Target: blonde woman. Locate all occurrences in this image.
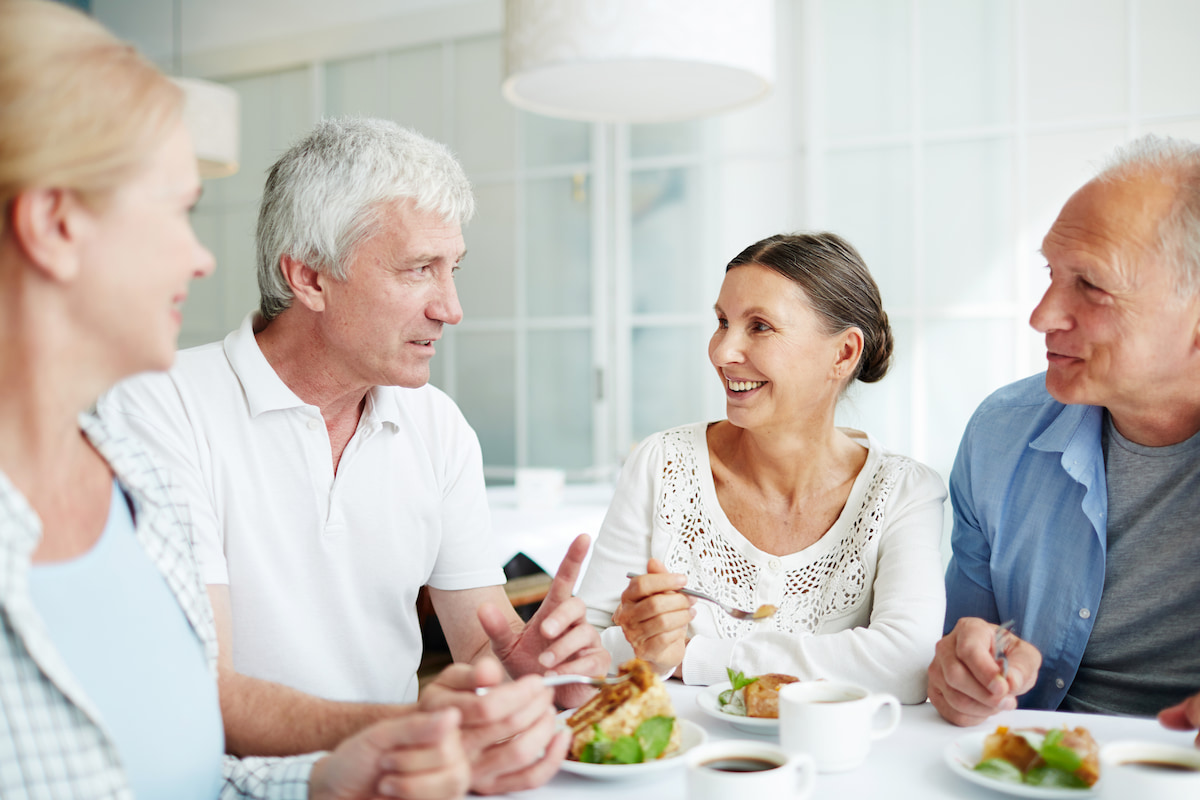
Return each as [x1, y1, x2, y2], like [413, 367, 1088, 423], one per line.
[0, 1, 479, 796]
[578, 233, 947, 703]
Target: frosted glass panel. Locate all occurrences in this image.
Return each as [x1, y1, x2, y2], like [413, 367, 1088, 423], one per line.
[388, 45, 444, 140]
[180, 210, 225, 349]
[454, 36, 515, 173]
[455, 331, 516, 467]
[919, 0, 1011, 131]
[630, 121, 705, 159]
[525, 177, 591, 317]
[218, 205, 259, 325]
[836, 317, 914, 457]
[223, 70, 313, 207]
[825, 147, 914, 309]
[715, 158, 794, 270]
[1025, 0, 1126, 123]
[1139, 0, 1200, 117]
[325, 55, 382, 117]
[523, 114, 590, 167]
[631, 167, 707, 314]
[923, 139, 1013, 307]
[924, 318, 1015, 476]
[527, 330, 593, 468]
[631, 325, 716, 441]
[824, 0, 910, 140]
[461, 181, 515, 319]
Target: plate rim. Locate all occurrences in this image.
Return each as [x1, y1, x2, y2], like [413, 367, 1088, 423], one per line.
[695, 681, 779, 732]
[943, 729, 1098, 798]
[559, 718, 707, 779]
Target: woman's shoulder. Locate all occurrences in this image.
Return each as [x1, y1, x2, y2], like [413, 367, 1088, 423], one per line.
[841, 428, 946, 496]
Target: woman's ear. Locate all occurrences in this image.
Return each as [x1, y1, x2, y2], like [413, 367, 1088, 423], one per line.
[832, 327, 865, 381]
[9, 188, 89, 282]
[279, 254, 326, 312]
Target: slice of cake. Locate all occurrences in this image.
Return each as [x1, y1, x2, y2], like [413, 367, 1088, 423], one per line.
[744, 673, 800, 718]
[565, 658, 680, 762]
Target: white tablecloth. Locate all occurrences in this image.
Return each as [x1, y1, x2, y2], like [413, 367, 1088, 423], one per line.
[501, 682, 1196, 799]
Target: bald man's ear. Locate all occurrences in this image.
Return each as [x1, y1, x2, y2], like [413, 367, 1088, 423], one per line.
[279, 254, 326, 312]
[9, 188, 90, 282]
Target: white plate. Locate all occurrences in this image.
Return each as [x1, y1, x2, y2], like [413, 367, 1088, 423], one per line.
[943, 731, 1098, 798]
[559, 718, 707, 780]
[695, 682, 779, 735]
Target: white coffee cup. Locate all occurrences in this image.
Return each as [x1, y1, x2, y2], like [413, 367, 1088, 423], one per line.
[685, 740, 816, 800]
[1099, 740, 1200, 799]
[778, 680, 901, 772]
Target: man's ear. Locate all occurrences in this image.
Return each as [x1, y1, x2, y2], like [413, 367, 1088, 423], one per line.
[279, 254, 326, 312]
[8, 188, 89, 282]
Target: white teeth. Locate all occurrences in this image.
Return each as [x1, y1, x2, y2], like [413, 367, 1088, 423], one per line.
[727, 380, 765, 392]
[415, 340, 431, 345]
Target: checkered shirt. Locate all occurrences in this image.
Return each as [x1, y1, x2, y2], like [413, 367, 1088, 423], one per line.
[0, 413, 321, 799]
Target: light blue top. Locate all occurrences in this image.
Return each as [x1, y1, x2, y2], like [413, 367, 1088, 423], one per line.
[29, 480, 224, 799]
[944, 372, 1106, 710]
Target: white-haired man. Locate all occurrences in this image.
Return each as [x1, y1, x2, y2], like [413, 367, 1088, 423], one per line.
[100, 117, 609, 792]
[929, 134, 1200, 746]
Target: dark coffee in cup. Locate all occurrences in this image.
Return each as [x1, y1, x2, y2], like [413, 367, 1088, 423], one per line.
[1124, 760, 1200, 773]
[701, 757, 781, 773]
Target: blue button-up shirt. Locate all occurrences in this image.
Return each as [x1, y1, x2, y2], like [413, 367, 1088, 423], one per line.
[944, 373, 1106, 709]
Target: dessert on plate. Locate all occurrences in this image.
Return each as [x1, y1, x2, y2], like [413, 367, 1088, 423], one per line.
[975, 725, 1100, 789]
[565, 658, 680, 764]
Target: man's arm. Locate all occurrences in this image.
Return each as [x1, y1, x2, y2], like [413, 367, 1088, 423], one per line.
[208, 585, 413, 757]
[431, 534, 611, 709]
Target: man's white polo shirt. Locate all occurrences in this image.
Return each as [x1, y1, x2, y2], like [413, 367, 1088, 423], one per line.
[100, 314, 504, 704]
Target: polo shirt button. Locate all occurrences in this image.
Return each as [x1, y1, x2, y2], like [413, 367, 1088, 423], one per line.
[1055, 678, 1065, 689]
[307, 419, 322, 431]
[768, 557, 781, 570]
[1079, 608, 1090, 619]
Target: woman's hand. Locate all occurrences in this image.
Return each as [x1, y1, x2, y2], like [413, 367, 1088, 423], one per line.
[611, 558, 695, 674]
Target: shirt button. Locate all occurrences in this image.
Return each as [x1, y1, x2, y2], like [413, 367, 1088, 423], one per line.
[767, 557, 781, 570]
[1055, 678, 1065, 689]
[1079, 608, 1090, 619]
[307, 419, 322, 431]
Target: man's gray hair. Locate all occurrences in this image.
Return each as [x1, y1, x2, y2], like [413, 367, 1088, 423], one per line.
[256, 117, 475, 321]
[1095, 134, 1200, 297]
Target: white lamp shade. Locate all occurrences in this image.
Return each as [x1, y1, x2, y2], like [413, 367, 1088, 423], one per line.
[172, 77, 240, 179]
[503, 0, 775, 123]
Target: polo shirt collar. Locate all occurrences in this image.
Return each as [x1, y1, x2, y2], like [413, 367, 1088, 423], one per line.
[224, 312, 409, 430]
[223, 313, 307, 417]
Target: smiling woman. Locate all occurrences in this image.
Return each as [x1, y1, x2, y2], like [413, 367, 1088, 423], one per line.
[577, 232, 948, 704]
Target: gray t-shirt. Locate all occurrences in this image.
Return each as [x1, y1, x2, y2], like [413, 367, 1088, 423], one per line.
[1063, 413, 1200, 716]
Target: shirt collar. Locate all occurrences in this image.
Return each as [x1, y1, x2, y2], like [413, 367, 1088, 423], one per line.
[224, 311, 409, 430]
[224, 312, 308, 417]
[1029, 400, 1102, 456]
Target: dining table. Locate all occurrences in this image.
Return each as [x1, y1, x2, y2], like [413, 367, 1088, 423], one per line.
[501, 681, 1197, 799]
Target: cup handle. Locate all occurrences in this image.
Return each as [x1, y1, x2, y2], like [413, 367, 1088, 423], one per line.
[869, 693, 902, 741]
[792, 752, 817, 798]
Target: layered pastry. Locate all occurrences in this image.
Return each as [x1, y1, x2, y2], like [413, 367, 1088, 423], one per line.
[743, 673, 800, 718]
[566, 658, 680, 762]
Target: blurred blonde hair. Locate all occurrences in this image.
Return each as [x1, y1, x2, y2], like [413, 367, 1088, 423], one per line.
[0, 0, 183, 224]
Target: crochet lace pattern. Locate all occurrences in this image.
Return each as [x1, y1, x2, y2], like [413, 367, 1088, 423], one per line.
[657, 427, 911, 641]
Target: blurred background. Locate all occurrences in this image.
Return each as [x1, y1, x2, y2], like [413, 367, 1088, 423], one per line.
[84, 0, 1200, 501]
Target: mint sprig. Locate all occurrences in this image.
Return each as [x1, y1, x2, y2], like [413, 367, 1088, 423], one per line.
[717, 668, 759, 707]
[577, 717, 675, 765]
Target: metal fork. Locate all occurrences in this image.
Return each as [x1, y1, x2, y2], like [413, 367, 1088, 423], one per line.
[474, 673, 630, 696]
[993, 619, 1015, 678]
[624, 572, 776, 620]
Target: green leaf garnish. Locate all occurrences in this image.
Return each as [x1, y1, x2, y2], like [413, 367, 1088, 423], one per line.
[607, 736, 643, 764]
[718, 668, 759, 707]
[635, 716, 674, 760]
[973, 758, 1024, 784]
[1040, 743, 1083, 774]
[1024, 766, 1088, 788]
[578, 717, 676, 764]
